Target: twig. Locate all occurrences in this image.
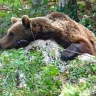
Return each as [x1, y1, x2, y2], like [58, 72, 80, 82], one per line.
[0, 8, 10, 11]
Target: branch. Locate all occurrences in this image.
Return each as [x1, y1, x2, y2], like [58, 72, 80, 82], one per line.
[0, 8, 10, 11]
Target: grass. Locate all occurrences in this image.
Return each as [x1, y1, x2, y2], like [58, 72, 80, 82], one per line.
[0, 0, 96, 95]
[59, 59, 96, 96]
[0, 48, 61, 96]
[0, 48, 96, 96]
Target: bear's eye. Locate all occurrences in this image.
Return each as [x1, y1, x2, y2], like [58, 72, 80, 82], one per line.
[8, 32, 14, 38]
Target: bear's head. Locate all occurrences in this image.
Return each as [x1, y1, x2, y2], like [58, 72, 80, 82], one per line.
[0, 15, 34, 49]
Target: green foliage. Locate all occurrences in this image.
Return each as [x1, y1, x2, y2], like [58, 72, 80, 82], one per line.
[79, 3, 86, 10]
[0, 48, 61, 96]
[67, 60, 96, 82]
[0, 0, 96, 95]
[79, 17, 91, 28]
[60, 81, 96, 96]
[57, 0, 78, 21]
[60, 59, 96, 96]
[0, 0, 56, 36]
[0, 48, 96, 96]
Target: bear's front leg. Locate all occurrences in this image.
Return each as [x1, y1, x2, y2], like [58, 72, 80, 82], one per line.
[60, 43, 80, 61]
[15, 40, 29, 49]
[60, 42, 94, 61]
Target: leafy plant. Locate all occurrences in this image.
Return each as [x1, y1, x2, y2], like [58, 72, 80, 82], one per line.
[67, 60, 96, 82]
[59, 59, 96, 96]
[0, 48, 61, 96]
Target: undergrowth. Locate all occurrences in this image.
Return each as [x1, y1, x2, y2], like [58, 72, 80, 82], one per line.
[0, 48, 61, 96]
[0, 0, 96, 96]
[0, 48, 96, 96]
[60, 59, 96, 96]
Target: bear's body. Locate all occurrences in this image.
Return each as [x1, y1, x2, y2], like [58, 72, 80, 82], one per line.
[0, 12, 96, 60]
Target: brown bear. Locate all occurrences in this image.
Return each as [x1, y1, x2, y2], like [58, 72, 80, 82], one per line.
[0, 12, 96, 61]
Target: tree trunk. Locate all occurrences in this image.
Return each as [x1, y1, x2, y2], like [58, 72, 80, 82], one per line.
[58, 0, 78, 21]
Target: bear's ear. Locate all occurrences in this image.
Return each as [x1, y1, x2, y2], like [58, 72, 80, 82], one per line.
[22, 15, 30, 28]
[11, 17, 20, 24]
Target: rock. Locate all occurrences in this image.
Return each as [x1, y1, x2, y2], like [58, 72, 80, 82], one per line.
[0, 62, 3, 68]
[16, 69, 27, 88]
[25, 39, 68, 73]
[77, 53, 96, 61]
[91, 90, 96, 96]
[25, 39, 63, 64]
[79, 78, 88, 83]
[14, 39, 66, 88]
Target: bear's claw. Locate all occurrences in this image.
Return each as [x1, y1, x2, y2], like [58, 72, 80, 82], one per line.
[15, 39, 29, 49]
[60, 50, 79, 61]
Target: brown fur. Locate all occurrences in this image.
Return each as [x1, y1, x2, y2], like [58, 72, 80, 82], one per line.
[0, 12, 96, 60]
